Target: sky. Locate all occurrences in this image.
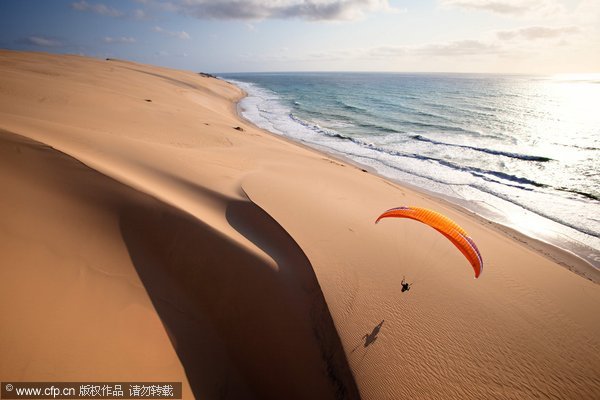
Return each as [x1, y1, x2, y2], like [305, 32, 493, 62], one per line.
[0, 0, 599, 74]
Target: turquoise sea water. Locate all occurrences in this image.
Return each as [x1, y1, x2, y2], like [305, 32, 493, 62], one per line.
[220, 72, 600, 270]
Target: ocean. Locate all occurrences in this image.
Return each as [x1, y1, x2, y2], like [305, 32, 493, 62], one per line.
[219, 72, 600, 270]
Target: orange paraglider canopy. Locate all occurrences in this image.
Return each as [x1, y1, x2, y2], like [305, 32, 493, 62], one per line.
[376, 206, 483, 278]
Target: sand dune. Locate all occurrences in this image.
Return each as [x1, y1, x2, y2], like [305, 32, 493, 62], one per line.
[0, 130, 358, 399]
[1, 50, 599, 399]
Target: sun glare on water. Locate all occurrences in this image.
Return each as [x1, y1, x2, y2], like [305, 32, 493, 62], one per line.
[552, 73, 600, 83]
[528, 73, 600, 162]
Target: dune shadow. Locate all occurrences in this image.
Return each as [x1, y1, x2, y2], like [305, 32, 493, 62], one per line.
[119, 197, 360, 399]
[225, 199, 360, 400]
[120, 204, 257, 399]
[117, 64, 199, 90]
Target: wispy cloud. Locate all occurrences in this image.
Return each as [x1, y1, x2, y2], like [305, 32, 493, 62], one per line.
[153, 26, 191, 39]
[413, 39, 501, 56]
[367, 39, 501, 58]
[168, 0, 399, 21]
[71, 1, 124, 17]
[153, 49, 190, 58]
[71, 1, 150, 19]
[439, 0, 565, 16]
[496, 25, 580, 41]
[18, 36, 64, 47]
[292, 39, 503, 63]
[103, 36, 137, 44]
[132, 8, 149, 20]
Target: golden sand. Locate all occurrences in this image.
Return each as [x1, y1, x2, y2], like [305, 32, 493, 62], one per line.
[1, 50, 599, 399]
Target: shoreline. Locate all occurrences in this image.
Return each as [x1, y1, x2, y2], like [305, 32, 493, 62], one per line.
[227, 79, 600, 284]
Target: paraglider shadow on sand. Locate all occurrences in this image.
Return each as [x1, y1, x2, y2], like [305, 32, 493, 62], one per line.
[351, 320, 385, 354]
[349, 320, 385, 372]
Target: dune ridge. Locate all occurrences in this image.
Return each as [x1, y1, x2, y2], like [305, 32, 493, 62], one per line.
[1, 50, 599, 399]
[0, 130, 359, 399]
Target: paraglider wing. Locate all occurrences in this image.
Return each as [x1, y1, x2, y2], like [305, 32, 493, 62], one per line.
[375, 206, 483, 278]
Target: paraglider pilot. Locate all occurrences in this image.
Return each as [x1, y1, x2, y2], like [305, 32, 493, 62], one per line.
[401, 276, 411, 292]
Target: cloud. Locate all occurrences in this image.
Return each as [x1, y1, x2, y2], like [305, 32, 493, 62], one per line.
[153, 26, 191, 39]
[309, 39, 502, 61]
[132, 8, 149, 20]
[367, 45, 407, 58]
[103, 36, 137, 44]
[497, 25, 580, 40]
[440, 0, 529, 14]
[71, 1, 124, 17]
[411, 40, 501, 56]
[386, 39, 502, 57]
[439, 0, 565, 16]
[169, 0, 398, 21]
[18, 36, 64, 47]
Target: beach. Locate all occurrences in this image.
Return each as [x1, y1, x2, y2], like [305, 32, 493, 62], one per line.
[1, 50, 599, 399]
[223, 72, 600, 273]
